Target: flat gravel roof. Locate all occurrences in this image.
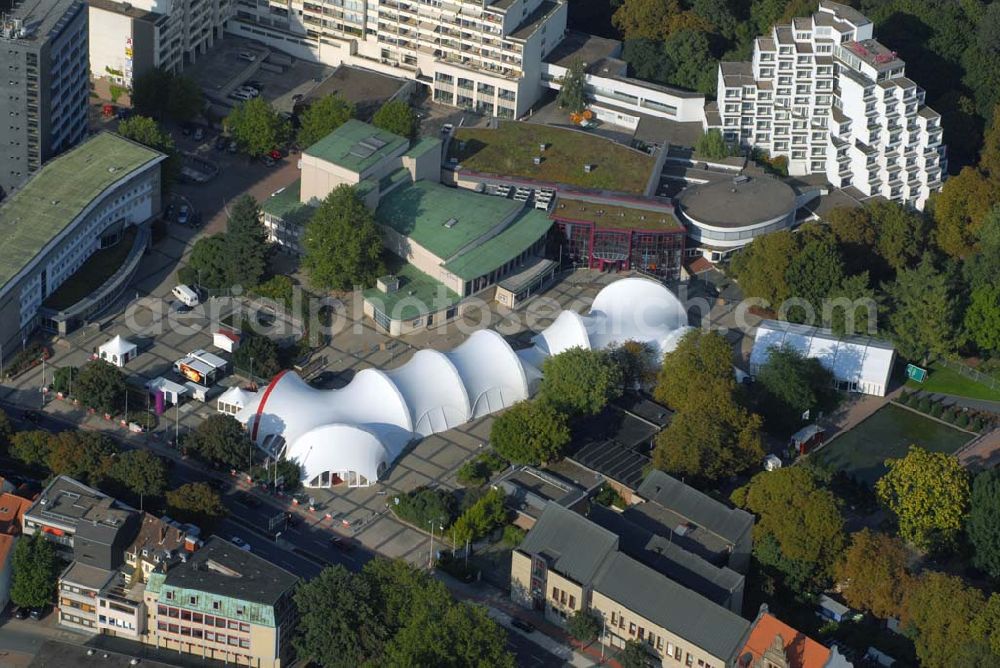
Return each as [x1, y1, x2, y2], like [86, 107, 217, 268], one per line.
[0, 132, 162, 289]
[675, 176, 796, 228]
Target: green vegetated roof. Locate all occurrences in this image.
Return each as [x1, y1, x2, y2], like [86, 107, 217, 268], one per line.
[448, 121, 655, 194]
[375, 180, 522, 260]
[363, 261, 460, 321]
[304, 119, 408, 174]
[261, 179, 315, 228]
[443, 208, 552, 280]
[0, 132, 163, 289]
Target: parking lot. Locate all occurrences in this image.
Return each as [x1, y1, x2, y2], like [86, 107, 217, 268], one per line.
[183, 36, 331, 115]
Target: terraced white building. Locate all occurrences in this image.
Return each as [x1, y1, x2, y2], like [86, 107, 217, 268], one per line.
[707, 0, 946, 209]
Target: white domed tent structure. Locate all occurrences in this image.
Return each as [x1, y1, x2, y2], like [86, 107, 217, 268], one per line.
[236, 277, 690, 488]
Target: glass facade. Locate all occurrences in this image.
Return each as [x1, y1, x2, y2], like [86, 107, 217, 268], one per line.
[554, 222, 684, 280]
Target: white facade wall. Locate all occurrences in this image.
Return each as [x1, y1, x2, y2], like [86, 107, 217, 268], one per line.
[228, 0, 566, 117]
[88, 8, 136, 82]
[542, 62, 707, 125]
[711, 1, 945, 210]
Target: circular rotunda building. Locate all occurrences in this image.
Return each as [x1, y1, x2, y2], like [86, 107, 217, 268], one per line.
[675, 175, 797, 262]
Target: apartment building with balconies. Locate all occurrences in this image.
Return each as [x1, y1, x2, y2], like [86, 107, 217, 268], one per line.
[0, 0, 89, 197]
[228, 0, 567, 118]
[708, 0, 945, 210]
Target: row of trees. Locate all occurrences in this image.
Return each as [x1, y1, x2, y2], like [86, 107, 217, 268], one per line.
[294, 558, 514, 667]
[225, 93, 419, 160]
[730, 196, 1000, 363]
[393, 485, 508, 546]
[131, 68, 204, 124]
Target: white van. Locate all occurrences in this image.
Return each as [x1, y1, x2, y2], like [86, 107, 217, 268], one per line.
[172, 284, 200, 307]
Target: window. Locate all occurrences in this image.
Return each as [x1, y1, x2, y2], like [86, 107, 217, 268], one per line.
[568, 595, 575, 609]
[675, 646, 683, 661]
[629, 622, 636, 636]
[229, 636, 239, 646]
[189, 596, 198, 605]
[552, 586, 559, 600]
[638, 627, 645, 640]
[165, 591, 174, 601]
[213, 601, 221, 610]
[193, 613, 203, 623]
[240, 623, 250, 632]
[657, 637, 663, 651]
[611, 612, 618, 625]
[686, 653, 694, 666]
[236, 606, 245, 616]
[560, 590, 567, 605]
[205, 632, 215, 642]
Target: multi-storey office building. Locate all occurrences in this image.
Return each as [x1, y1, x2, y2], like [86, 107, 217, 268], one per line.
[708, 0, 945, 209]
[144, 537, 299, 668]
[0, 132, 163, 353]
[87, 0, 233, 87]
[0, 0, 89, 196]
[229, 0, 568, 118]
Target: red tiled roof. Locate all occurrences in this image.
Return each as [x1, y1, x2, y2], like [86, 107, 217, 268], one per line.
[685, 256, 714, 275]
[0, 493, 31, 536]
[741, 613, 831, 668]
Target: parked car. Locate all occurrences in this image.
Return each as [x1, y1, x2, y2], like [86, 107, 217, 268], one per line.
[441, 123, 454, 135]
[236, 85, 260, 97]
[12, 606, 28, 620]
[193, 127, 205, 141]
[291, 93, 303, 102]
[176, 205, 190, 225]
[237, 51, 256, 62]
[330, 536, 354, 552]
[230, 536, 251, 551]
[214, 136, 228, 151]
[510, 617, 534, 633]
[29, 607, 47, 621]
[261, 155, 275, 167]
[228, 140, 238, 153]
[269, 148, 282, 160]
[245, 80, 263, 90]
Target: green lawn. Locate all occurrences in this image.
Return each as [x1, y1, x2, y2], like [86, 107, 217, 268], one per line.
[904, 361, 1000, 402]
[811, 404, 973, 486]
[43, 227, 138, 311]
[449, 122, 655, 194]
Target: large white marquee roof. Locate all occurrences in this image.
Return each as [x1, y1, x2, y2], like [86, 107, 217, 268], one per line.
[237, 277, 691, 487]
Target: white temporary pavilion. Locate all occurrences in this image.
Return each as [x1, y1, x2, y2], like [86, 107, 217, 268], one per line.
[237, 277, 691, 488]
[98, 335, 138, 367]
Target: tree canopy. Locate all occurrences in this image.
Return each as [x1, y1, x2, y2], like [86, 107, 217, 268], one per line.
[371, 100, 419, 140]
[556, 59, 588, 114]
[538, 347, 622, 416]
[450, 487, 507, 545]
[754, 344, 836, 434]
[652, 330, 763, 482]
[185, 414, 254, 469]
[165, 482, 228, 527]
[293, 558, 514, 667]
[967, 469, 1000, 580]
[885, 255, 962, 362]
[225, 195, 269, 288]
[302, 185, 385, 291]
[297, 94, 355, 148]
[732, 467, 845, 591]
[490, 400, 571, 465]
[76, 359, 127, 414]
[233, 331, 282, 381]
[835, 529, 912, 619]
[110, 449, 168, 500]
[10, 534, 60, 608]
[226, 98, 290, 158]
[116, 115, 180, 193]
[876, 446, 970, 551]
[131, 69, 203, 123]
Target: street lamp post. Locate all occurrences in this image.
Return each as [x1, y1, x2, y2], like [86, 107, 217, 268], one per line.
[428, 519, 435, 568]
